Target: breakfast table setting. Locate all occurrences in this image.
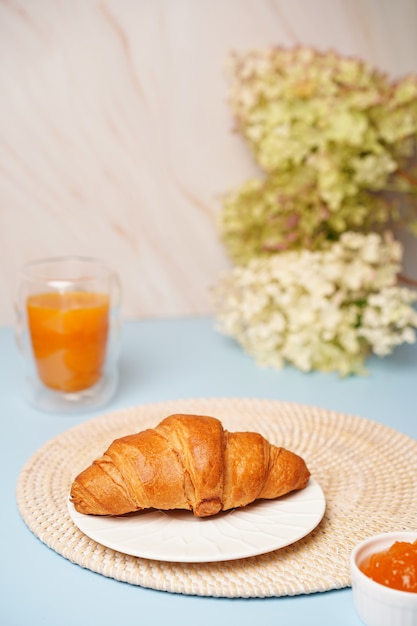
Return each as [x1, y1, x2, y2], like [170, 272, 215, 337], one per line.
[2, 310, 416, 626]
[2, 2, 417, 624]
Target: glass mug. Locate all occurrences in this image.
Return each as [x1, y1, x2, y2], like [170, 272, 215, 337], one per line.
[15, 256, 121, 412]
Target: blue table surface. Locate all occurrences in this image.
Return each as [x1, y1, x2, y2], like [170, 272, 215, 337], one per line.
[1, 316, 416, 626]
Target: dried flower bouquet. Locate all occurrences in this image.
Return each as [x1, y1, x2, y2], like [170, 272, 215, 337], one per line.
[214, 47, 417, 375]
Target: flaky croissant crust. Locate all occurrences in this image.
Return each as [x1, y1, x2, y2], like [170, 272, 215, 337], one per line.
[70, 413, 310, 517]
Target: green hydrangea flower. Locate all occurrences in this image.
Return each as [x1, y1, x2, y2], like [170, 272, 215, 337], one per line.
[221, 46, 417, 262]
[220, 170, 397, 265]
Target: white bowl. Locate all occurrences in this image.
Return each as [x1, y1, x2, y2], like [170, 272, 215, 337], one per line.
[350, 531, 417, 626]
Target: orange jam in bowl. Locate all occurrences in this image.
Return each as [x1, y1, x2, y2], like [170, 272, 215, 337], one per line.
[360, 539, 417, 593]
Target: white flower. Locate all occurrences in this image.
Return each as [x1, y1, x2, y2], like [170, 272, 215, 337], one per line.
[213, 232, 417, 376]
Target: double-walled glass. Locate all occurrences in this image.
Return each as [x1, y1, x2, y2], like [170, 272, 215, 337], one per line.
[15, 256, 121, 412]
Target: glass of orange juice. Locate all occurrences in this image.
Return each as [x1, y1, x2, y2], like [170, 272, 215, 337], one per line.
[15, 256, 121, 412]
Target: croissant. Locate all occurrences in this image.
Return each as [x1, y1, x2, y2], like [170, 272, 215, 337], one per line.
[70, 413, 310, 517]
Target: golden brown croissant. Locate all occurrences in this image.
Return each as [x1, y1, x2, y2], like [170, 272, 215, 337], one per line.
[70, 413, 310, 517]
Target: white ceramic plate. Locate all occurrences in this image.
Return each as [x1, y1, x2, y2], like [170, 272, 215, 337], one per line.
[68, 477, 325, 563]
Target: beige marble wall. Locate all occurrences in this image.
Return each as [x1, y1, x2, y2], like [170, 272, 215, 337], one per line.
[1, 0, 416, 326]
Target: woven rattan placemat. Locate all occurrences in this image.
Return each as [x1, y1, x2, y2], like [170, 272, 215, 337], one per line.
[16, 398, 417, 598]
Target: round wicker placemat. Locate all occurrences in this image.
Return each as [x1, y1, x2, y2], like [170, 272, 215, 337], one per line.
[16, 398, 417, 598]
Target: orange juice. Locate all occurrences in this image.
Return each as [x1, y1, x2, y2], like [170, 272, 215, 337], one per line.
[27, 291, 110, 393]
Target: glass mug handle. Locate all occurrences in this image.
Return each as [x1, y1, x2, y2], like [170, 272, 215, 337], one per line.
[108, 271, 122, 358]
[14, 284, 28, 356]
